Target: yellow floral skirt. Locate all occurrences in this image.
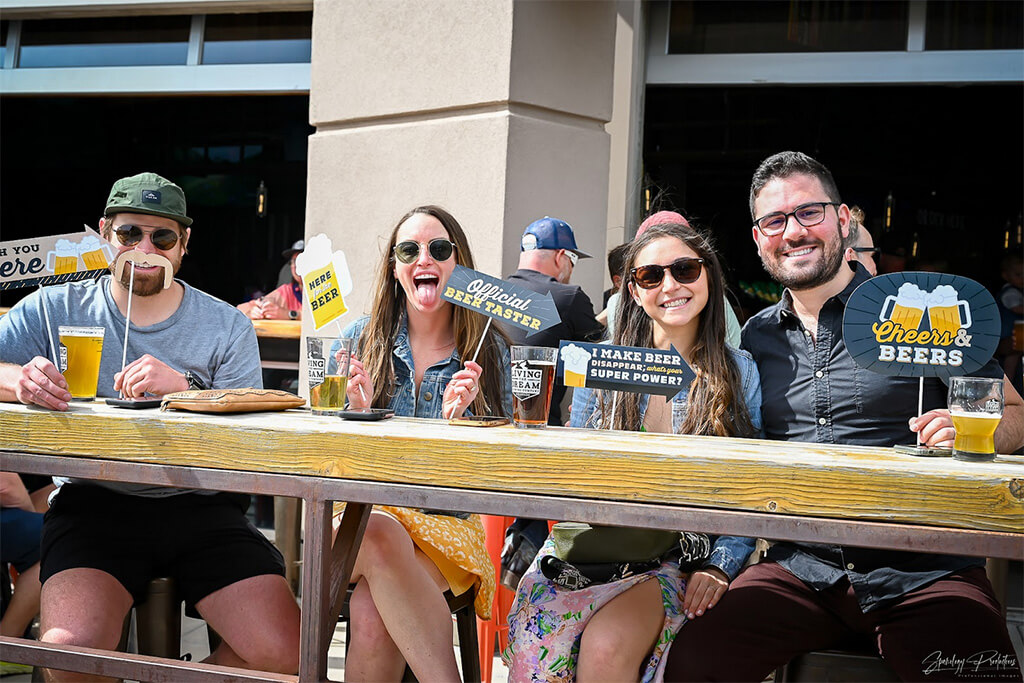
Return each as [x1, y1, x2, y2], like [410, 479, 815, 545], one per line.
[334, 503, 495, 619]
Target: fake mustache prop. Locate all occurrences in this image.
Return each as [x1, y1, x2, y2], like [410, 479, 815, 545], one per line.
[114, 250, 174, 291]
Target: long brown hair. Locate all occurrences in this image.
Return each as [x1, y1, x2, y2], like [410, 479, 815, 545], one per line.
[358, 205, 509, 416]
[601, 222, 754, 437]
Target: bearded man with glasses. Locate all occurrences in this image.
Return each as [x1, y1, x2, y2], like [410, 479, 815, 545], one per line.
[664, 151, 1023, 682]
[0, 172, 300, 679]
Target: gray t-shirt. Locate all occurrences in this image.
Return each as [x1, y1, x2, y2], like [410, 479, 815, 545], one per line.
[0, 275, 263, 496]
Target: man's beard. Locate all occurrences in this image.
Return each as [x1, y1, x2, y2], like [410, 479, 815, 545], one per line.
[761, 230, 845, 291]
[110, 256, 181, 296]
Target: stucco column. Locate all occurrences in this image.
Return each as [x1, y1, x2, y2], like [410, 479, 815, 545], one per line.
[305, 0, 616, 324]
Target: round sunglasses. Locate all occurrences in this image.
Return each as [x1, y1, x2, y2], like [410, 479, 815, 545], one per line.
[112, 224, 182, 251]
[393, 238, 457, 264]
[630, 257, 705, 289]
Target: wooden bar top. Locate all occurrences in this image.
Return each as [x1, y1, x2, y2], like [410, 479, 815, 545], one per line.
[252, 319, 302, 339]
[2, 402, 1022, 534]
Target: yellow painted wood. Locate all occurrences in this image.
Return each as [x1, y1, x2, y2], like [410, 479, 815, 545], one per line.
[2, 402, 1022, 533]
[252, 319, 302, 339]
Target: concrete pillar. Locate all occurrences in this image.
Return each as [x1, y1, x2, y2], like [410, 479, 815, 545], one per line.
[305, 0, 616, 324]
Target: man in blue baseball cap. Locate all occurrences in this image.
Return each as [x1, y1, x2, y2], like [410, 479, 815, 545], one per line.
[498, 216, 604, 588]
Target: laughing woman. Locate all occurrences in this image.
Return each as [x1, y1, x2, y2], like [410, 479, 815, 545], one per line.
[330, 205, 511, 681]
[503, 221, 762, 683]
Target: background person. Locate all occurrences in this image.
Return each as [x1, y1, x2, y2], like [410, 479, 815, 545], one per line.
[596, 242, 629, 328]
[328, 205, 511, 682]
[238, 239, 304, 320]
[665, 151, 1023, 682]
[0, 172, 300, 679]
[0, 473, 43, 641]
[843, 205, 878, 276]
[504, 222, 760, 683]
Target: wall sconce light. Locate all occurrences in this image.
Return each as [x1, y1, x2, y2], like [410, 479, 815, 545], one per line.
[257, 181, 268, 218]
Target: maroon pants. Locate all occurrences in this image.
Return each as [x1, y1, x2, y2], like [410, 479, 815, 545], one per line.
[664, 562, 1021, 682]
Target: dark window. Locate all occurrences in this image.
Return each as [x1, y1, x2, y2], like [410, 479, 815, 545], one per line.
[19, 16, 190, 68]
[203, 12, 311, 65]
[668, 1, 909, 54]
[925, 1, 1023, 50]
[1, 20, 8, 65]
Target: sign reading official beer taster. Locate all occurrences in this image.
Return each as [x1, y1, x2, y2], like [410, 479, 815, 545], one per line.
[295, 234, 353, 330]
[0, 227, 113, 291]
[441, 265, 560, 335]
[557, 341, 696, 398]
[843, 272, 1000, 380]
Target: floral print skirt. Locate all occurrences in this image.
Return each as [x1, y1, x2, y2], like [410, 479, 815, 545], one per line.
[501, 540, 687, 683]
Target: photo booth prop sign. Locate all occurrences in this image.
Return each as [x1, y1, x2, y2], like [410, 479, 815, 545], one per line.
[843, 272, 1000, 380]
[0, 227, 112, 290]
[441, 265, 560, 336]
[295, 234, 353, 331]
[557, 341, 695, 398]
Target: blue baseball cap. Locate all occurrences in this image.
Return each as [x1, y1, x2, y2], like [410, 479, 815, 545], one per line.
[520, 217, 592, 258]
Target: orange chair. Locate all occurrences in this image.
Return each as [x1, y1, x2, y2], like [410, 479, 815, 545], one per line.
[478, 515, 516, 683]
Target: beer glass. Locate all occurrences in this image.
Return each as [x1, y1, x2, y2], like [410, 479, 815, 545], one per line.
[58, 326, 105, 400]
[511, 345, 557, 428]
[948, 376, 1003, 462]
[879, 282, 927, 332]
[307, 336, 353, 416]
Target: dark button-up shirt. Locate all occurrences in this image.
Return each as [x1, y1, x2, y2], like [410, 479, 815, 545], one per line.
[741, 264, 1002, 612]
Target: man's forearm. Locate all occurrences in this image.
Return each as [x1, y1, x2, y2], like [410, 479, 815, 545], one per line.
[0, 362, 24, 403]
[995, 375, 1024, 454]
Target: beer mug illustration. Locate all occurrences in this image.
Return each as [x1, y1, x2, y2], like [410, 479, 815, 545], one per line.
[925, 285, 971, 337]
[78, 235, 113, 270]
[879, 283, 927, 332]
[560, 344, 592, 388]
[46, 239, 80, 275]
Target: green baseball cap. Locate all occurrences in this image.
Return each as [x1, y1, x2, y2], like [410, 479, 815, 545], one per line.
[104, 172, 193, 226]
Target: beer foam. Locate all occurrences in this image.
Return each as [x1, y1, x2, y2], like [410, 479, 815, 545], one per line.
[925, 284, 959, 309]
[77, 235, 104, 254]
[950, 410, 1001, 419]
[896, 282, 927, 306]
[560, 343, 592, 369]
[54, 238, 78, 256]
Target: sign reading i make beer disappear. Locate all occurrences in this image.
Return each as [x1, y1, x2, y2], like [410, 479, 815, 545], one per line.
[441, 265, 560, 336]
[843, 272, 1000, 380]
[0, 227, 113, 291]
[557, 341, 696, 398]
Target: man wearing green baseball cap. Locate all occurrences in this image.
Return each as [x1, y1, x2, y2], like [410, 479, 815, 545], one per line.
[0, 172, 300, 676]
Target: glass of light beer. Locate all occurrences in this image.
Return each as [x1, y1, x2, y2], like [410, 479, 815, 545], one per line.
[948, 376, 1003, 462]
[306, 336, 353, 416]
[57, 326, 105, 400]
[511, 345, 557, 428]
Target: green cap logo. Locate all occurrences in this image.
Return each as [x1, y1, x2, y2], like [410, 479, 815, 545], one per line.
[104, 172, 192, 226]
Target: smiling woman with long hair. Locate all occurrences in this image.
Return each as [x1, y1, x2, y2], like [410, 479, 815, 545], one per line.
[330, 205, 511, 682]
[503, 222, 761, 683]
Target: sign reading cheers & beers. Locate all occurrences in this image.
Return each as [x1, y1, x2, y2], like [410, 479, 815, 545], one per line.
[556, 341, 696, 398]
[0, 227, 113, 291]
[843, 272, 1000, 380]
[441, 265, 560, 335]
[295, 234, 353, 330]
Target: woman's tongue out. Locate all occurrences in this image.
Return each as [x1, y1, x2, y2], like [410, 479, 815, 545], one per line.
[413, 274, 441, 306]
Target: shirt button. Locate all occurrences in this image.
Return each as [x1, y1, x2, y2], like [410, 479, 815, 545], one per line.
[423, 392, 433, 401]
[846, 563, 855, 570]
[818, 417, 827, 425]
[815, 370, 824, 378]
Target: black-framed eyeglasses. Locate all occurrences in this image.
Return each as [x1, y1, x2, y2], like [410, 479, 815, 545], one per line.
[393, 238, 457, 264]
[630, 257, 705, 289]
[852, 246, 880, 261]
[753, 201, 840, 237]
[112, 224, 182, 251]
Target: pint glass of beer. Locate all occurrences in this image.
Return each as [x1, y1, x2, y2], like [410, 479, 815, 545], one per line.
[511, 346, 557, 428]
[306, 336, 353, 416]
[57, 326, 105, 400]
[948, 376, 1003, 462]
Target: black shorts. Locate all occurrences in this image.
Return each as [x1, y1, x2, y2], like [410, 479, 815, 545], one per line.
[41, 484, 285, 613]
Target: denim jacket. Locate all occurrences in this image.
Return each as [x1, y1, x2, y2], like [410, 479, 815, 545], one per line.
[567, 346, 763, 581]
[332, 315, 513, 418]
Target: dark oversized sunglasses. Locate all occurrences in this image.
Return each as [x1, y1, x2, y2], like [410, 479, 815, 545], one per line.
[393, 238, 457, 264]
[630, 257, 705, 289]
[112, 224, 182, 251]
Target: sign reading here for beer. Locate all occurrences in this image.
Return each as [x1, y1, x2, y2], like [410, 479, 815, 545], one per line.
[295, 234, 353, 331]
[556, 341, 696, 398]
[441, 265, 560, 336]
[0, 227, 112, 291]
[843, 272, 1000, 380]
